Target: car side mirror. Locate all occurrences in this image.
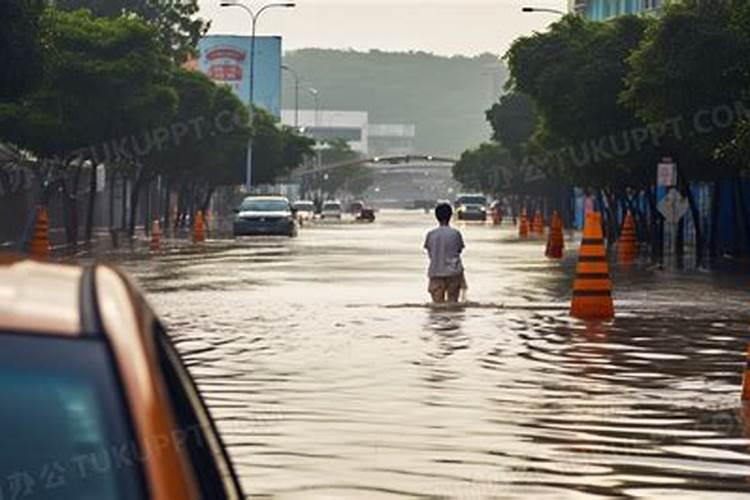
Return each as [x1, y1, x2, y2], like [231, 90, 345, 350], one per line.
[232, 208, 239, 214]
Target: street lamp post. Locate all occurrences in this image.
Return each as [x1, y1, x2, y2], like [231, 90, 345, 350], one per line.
[307, 87, 320, 127]
[281, 64, 300, 129]
[521, 6, 567, 14]
[220, 1, 296, 191]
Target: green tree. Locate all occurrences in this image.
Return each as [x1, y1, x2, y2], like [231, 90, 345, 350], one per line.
[452, 142, 511, 195]
[506, 15, 655, 191]
[0, 8, 177, 241]
[622, 0, 750, 258]
[55, 0, 208, 62]
[319, 138, 358, 165]
[486, 92, 536, 166]
[0, 0, 46, 101]
[305, 139, 373, 197]
[622, 0, 748, 180]
[251, 109, 315, 186]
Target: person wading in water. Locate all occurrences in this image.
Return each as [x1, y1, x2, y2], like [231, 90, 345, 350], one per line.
[423, 203, 467, 303]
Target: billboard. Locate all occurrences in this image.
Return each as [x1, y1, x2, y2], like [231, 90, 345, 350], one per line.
[197, 35, 282, 118]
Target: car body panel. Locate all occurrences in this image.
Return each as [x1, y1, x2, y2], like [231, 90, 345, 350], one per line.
[96, 266, 199, 500]
[0, 259, 82, 336]
[0, 258, 244, 499]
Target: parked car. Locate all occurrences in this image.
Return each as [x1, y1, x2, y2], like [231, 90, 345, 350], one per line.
[455, 194, 488, 221]
[321, 200, 343, 220]
[347, 201, 364, 215]
[233, 196, 298, 237]
[0, 257, 245, 500]
[356, 207, 376, 222]
[292, 200, 316, 222]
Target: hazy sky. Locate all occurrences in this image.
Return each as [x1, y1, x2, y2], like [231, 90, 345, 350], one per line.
[200, 0, 568, 57]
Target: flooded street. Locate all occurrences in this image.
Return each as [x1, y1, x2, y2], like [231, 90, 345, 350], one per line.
[121, 210, 750, 499]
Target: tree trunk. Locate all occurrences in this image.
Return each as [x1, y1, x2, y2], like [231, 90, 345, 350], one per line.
[128, 169, 147, 238]
[68, 163, 83, 247]
[201, 186, 216, 213]
[734, 176, 750, 257]
[121, 176, 128, 230]
[108, 169, 116, 230]
[646, 185, 663, 265]
[676, 216, 685, 267]
[163, 178, 171, 230]
[709, 181, 721, 260]
[144, 180, 151, 236]
[84, 162, 97, 242]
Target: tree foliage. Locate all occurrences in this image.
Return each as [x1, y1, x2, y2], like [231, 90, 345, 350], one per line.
[55, 0, 208, 62]
[486, 92, 535, 165]
[0, 8, 176, 160]
[622, 0, 750, 178]
[505, 14, 655, 189]
[0, 0, 47, 101]
[452, 143, 511, 195]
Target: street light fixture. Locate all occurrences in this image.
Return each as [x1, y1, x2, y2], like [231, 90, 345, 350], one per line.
[281, 64, 300, 129]
[307, 87, 320, 128]
[521, 6, 567, 14]
[219, 0, 296, 191]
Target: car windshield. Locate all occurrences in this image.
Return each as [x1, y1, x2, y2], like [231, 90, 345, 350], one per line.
[0, 334, 146, 500]
[293, 202, 314, 210]
[323, 203, 341, 210]
[240, 199, 289, 212]
[457, 196, 487, 205]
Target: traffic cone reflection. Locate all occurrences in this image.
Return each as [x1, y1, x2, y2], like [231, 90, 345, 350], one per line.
[545, 211, 564, 259]
[519, 210, 529, 239]
[617, 211, 637, 265]
[532, 210, 544, 237]
[193, 211, 205, 243]
[570, 211, 614, 319]
[742, 343, 750, 401]
[28, 206, 50, 259]
[150, 219, 161, 251]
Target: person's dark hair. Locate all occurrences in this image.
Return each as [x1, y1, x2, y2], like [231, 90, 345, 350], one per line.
[435, 203, 452, 224]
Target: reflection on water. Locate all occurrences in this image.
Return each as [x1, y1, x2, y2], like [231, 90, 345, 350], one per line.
[120, 211, 750, 499]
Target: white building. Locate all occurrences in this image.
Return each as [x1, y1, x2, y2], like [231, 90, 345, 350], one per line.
[281, 110, 369, 154]
[368, 124, 417, 157]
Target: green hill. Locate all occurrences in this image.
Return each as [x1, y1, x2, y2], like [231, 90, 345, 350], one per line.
[281, 49, 507, 157]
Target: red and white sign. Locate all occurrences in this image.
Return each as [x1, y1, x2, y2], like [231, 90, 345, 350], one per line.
[657, 158, 677, 187]
[205, 46, 246, 82]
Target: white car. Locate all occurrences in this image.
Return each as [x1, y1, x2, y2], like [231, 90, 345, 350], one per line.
[233, 196, 298, 237]
[292, 200, 316, 221]
[321, 201, 343, 220]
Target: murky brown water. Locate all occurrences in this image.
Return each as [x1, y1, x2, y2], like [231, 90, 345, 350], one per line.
[121, 210, 750, 499]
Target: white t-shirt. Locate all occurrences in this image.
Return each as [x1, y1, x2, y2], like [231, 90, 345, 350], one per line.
[423, 225, 465, 278]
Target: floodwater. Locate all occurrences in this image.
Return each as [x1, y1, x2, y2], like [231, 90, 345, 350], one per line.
[121, 210, 750, 499]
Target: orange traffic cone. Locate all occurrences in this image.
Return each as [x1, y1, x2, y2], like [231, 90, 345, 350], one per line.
[617, 211, 637, 265]
[193, 211, 205, 243]
[532, 210, 544, 236]
[28, 206, 50, 259]
[570, 211, 614, 319]
[742, 343, 750, 401]
[150, 219, 161, 251]
[545, 211, 564, 259]
[519, 210, 529, 239]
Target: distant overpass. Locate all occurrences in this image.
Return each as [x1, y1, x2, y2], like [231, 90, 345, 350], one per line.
[290, 155, 458, 180]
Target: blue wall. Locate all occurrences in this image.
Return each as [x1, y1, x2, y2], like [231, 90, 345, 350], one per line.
[584, 0, 656, 21]
[197, 35, 282, 118]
